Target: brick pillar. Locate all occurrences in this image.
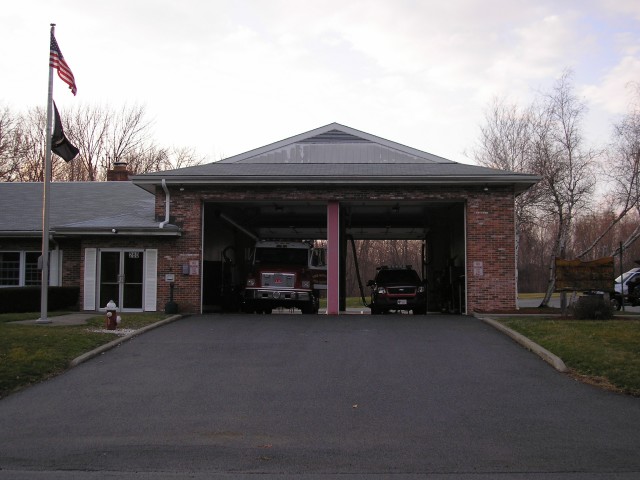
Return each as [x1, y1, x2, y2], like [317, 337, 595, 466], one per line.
[327, 201, 340, 315]
[466, 191, 517, 312]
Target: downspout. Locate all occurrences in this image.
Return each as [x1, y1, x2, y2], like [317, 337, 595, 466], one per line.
[159, 179, 170, 229]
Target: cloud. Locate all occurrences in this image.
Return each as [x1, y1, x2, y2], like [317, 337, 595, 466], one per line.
[581, 27, 640, 114]
[2, 0, 639, 165]
[582, 55, 640, 113]
[598, 0, 640, 20]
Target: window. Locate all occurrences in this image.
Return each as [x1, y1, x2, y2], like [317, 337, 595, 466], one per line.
[0, 252, 20, 286]
[0, 251, 42, 287]
[254, 247, 309, 266]
[25, 252, 41, 286]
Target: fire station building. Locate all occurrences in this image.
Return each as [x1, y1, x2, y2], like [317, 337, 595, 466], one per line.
[0, 123, 538, 315]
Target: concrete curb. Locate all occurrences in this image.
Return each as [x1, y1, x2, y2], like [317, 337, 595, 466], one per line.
[69, 314, 182, 367]
[477, 315, 569, 373]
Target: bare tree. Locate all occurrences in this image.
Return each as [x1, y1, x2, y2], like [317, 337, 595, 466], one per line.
[472, 72, 598, 301]
[0, 104, 22, 182]
[593, 85, 640, 260]
[61, 103, 110, 181]
[61, 103, 156, 180]
[125, 144, 169, 174]
[1, 105, 77, 182]
[167, 146, 206, 170]
[470, 98, 543, 293]
[102, 104, 152, 174]
[58, 103, 206, 180]
[1, 102, 205, 183]
[125, 145, 205, 175]
[534, 71, 597, 306]
[15, 107, 48, 182]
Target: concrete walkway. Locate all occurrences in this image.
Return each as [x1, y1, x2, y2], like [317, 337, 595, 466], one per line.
[13, 313, 98, 326]
[1, 314, 639, 479]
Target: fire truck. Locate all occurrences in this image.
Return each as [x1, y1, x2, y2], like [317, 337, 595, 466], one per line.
[242, 240, 326, 314]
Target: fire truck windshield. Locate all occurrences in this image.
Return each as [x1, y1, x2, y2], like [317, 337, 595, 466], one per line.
[254, 247, 309, 266]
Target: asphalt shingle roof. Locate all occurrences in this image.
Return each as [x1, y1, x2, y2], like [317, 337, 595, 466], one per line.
[0, 182, 158, 235]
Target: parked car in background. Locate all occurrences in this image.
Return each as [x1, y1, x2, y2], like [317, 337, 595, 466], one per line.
[614, 267, 640, 296]
[367, 265, 427, 315]
[610, 267, 640, 310]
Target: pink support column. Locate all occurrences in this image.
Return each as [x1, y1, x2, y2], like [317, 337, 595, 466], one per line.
[326, 201, 340, 315]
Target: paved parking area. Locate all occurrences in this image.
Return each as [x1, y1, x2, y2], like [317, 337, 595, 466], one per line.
[0, 314, 639, 479]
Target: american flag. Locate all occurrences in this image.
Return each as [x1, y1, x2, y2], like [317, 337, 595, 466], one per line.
[50, 32, 77, 95]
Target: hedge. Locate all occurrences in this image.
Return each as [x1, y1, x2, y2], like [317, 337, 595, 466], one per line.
[571, 294, 614, 320]
[0, 286, 80, 313]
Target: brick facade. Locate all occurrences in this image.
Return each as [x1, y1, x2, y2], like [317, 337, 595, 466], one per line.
[2, 184, 517, 314]
[154, 184, 518, 314]
[465, 190, 516, 313]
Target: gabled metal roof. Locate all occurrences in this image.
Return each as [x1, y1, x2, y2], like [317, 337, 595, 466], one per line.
[132, 123, 539, 193]
[216, 124, 455, 164]
[0, 182, 178, 237]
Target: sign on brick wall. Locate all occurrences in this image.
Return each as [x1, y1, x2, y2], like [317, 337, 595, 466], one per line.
[473, 261, 484, 276]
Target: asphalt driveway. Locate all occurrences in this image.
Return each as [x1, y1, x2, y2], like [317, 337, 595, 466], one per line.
[0, 314, 639, 479]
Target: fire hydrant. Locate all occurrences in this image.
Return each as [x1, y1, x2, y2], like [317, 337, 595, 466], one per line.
[105, 300, 121, 330]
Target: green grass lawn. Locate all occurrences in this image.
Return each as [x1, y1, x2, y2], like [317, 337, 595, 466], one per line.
[0, 312, 168, 399]
[500, 317, 640, 396]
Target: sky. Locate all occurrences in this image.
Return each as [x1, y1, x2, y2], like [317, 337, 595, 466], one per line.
[3, 0, 640, 165]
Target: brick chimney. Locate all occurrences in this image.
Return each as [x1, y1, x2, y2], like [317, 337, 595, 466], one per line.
[107, 161, 130, 181]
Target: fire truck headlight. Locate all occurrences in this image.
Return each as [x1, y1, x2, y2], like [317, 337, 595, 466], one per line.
[377, 287, 387, 294]
[418, 286, 425, 293]
[246, 278, 256, 287]
[301, 280, 311, 289]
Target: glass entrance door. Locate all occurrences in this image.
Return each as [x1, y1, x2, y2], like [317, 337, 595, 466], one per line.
[99, 250, 144, 311]
[122, 251, 144, 309]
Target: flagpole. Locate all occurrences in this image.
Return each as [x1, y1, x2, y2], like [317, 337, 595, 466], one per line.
[37, 23, 56, 324]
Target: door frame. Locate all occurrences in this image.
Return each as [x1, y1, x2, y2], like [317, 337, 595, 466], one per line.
[97, 248, 145, 312]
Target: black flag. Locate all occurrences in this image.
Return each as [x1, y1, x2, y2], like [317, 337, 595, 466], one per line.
[52, 102, 79, 162]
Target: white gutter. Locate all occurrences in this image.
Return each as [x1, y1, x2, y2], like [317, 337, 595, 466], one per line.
[159, 179, 170, 229]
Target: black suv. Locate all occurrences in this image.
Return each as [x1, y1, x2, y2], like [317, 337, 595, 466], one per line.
[367, 266, 427, 315]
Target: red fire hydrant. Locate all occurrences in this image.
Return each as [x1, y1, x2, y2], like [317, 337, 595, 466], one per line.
[105, 300, 120, 330]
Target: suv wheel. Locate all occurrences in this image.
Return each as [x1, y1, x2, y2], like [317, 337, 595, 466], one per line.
[610, 296, 622, 311]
